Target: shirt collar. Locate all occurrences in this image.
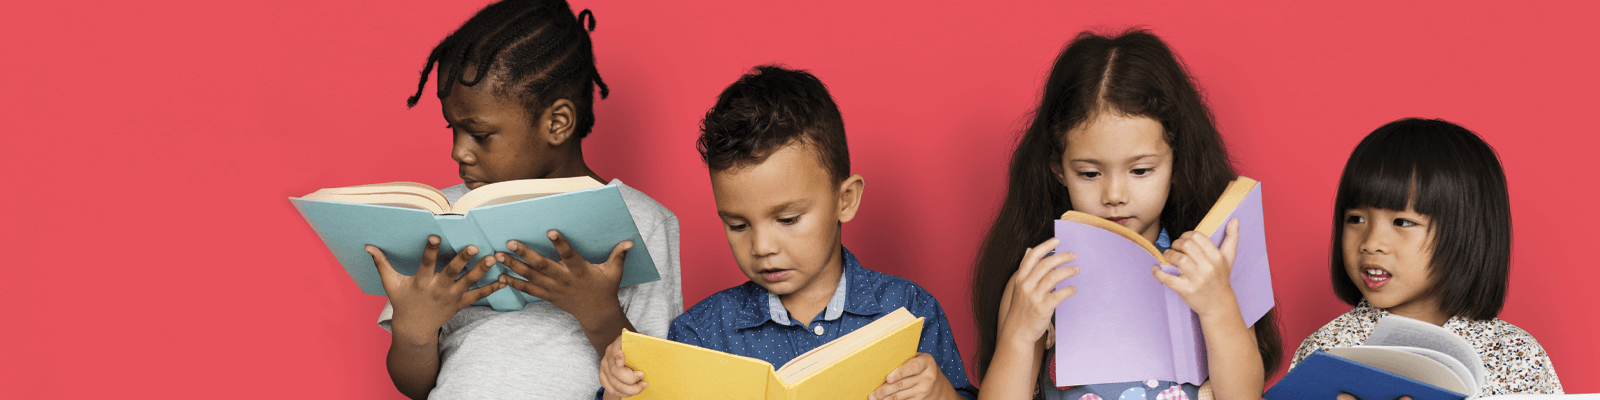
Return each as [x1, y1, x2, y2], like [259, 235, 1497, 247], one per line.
[734, 246, 879, 329]
[1155, 228, 1172, 252]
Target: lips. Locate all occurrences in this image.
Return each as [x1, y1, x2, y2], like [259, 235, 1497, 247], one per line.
[760, 269, 791, 282]
[1106, 216, 1131, 225]
[1361, 266, 1391, 290]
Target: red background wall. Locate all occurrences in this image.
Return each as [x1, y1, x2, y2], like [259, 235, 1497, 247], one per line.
[3, 0, 1595, 397]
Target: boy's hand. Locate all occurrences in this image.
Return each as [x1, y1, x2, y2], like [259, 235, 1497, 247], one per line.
[368, 236, 505, 343]
[597, 334, 646, 399]
[998, 238, 1079, 347]
[1153, 218, 1240, 319]
[495, 230, 633, 327]
[869, 353, 957, 400]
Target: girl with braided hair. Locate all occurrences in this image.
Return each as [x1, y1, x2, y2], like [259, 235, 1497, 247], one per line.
[367, 1, 683, 398]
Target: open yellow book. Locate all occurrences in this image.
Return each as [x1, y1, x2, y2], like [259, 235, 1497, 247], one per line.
[621, 307, 924, 400]
[299, 176, 603, 215]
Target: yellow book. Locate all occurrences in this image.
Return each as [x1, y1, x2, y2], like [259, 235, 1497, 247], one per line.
[621, 307, 924, 400]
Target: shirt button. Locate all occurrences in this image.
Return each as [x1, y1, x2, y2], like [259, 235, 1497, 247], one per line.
[813, 326, 825, 335]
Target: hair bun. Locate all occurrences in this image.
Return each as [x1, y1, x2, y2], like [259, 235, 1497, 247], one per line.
[578, 9, 596, 32]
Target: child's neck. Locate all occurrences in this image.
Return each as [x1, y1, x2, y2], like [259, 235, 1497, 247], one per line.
[544, 143, 604, 183]
[1385, 298, 1450, 326]
[779, 252, 846, 327]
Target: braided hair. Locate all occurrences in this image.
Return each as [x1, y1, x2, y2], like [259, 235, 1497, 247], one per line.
[406, 0, 610, 139]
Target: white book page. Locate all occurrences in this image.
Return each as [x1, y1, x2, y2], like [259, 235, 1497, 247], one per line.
[1365, 315, 1485, 396]
[1332, 346, 1473, 396]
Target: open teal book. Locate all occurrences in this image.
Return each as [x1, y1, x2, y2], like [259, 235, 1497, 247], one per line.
[290, 177, 659, 311]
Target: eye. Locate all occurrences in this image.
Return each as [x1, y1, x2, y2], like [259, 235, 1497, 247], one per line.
[471, 132, 492, 142]
[727, 223, 749, 232]
[1131, 168, 1154, 176]
[1345, 214, 1365, 224]
[777, 216, 800, 225]
[1393, 218, 1417, 227]
[1076, 171, 1100, 179]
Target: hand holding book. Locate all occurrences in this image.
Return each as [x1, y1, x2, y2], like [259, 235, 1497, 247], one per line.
[368, 236, 506, 343]
[1152, 218, 1241, 319]
[496, 230, 636, 354]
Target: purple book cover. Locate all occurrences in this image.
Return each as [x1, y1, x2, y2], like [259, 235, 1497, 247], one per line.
[1052, 183, 1274, 387]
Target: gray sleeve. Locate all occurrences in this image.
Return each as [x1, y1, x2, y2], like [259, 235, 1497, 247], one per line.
[616, 194, 683, 339]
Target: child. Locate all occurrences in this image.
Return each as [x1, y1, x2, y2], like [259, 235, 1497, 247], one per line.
[595, 65, 978, 400]
[1292, 118, 1563, 396]
[967, 29, 1282, 400]
[365, 1, 683, 398]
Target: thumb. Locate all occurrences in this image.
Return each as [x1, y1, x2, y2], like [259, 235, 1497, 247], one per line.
[607, 240, 634, 269]
[1221, 218, 1240, 266]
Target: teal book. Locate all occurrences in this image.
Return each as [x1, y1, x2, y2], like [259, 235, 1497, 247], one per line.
[290, 177, 660, 312]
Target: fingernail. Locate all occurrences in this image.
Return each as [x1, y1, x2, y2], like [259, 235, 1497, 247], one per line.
[548, 230, 560, 239]
[496, 254, 507, 262]
[466, 246, 478, 255]
[507, 241, 519, 250]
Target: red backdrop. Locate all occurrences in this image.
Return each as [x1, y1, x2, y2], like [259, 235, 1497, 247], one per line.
[3, 0, 1595, 397]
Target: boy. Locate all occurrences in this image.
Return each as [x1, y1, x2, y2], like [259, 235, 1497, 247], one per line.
[598, 65, 976, 400]
[366, 1, 682, 398]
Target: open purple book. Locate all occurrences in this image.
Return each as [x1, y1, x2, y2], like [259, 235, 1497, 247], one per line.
[1052, 177, 1275, 387]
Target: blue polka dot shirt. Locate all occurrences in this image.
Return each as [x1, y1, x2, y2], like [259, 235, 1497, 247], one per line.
[669, 246, 977, 399]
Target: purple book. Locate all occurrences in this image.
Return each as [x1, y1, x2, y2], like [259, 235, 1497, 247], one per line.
[1052, 177, 1275, 387]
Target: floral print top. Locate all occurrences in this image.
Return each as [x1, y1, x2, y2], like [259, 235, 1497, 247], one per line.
[1291, 301, 1563, 396]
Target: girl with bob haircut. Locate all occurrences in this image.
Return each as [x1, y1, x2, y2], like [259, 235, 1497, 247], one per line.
[970, 28, 1281, 400]
[1292, 118, 1564, 395]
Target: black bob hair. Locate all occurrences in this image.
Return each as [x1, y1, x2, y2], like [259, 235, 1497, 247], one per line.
[1331, 118, 1512, 321]
[969, 28, 1281, 380]
[696, 65, 851, 184]
[406, 0, 610, 139]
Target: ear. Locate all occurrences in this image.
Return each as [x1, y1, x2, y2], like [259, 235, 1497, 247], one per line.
[1049, 151, 1070, 187]
[836, 174, 866, 224]
[542, 98, 577, 146]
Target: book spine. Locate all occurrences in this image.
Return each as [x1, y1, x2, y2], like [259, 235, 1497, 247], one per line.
[436, 215, 524, 311]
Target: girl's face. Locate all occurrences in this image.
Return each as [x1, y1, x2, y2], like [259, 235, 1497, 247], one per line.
[1342, 205, 1443, 321]
[1053, 113, 1173, 243]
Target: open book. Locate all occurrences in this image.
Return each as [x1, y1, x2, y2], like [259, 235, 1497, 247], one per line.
[621, 308, 924, 400]
[290, 177, 659, 312]
[1266, 315, 1488, 400]
[1052, 176, 1274, 386]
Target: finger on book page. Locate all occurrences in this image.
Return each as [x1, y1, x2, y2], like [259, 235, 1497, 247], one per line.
[364, 245, 399, 283]
[443, 245, 478, 279]
[503, 242, 557, 276]
[418, 235, 442, 277]
[499, 275, 550, 299]
[605, 240, 633, 266]
[497, 253, 563, 288]
[459, 282, 504, 308]
[547, 230, 583, 266]
[1220, 218, 1239, 266]
[453, 256, 496, 292]
[1152, 265, 1182, 289]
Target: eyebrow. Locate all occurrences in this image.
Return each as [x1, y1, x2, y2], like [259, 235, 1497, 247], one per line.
[1069, 153, 1162, 164]
[716, 199, 811, 220]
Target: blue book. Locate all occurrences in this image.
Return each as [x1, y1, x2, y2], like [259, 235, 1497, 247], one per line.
[290, 178, 659, 312]
[1267, 315, 1485, 400]
[1266, 350, 1467, 400]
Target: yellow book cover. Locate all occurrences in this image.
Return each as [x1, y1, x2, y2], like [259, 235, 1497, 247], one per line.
[621, 307, 924, 400]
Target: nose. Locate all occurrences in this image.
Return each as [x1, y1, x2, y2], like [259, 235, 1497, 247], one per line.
[1358, 226, 1387, 255]
[1102, 174, 1128, 208]
[452, 134, 476, 165]
[749, 224, 779, 258]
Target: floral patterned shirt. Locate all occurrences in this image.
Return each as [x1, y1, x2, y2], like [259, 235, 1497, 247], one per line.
[1291, 301, 1563, 396]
